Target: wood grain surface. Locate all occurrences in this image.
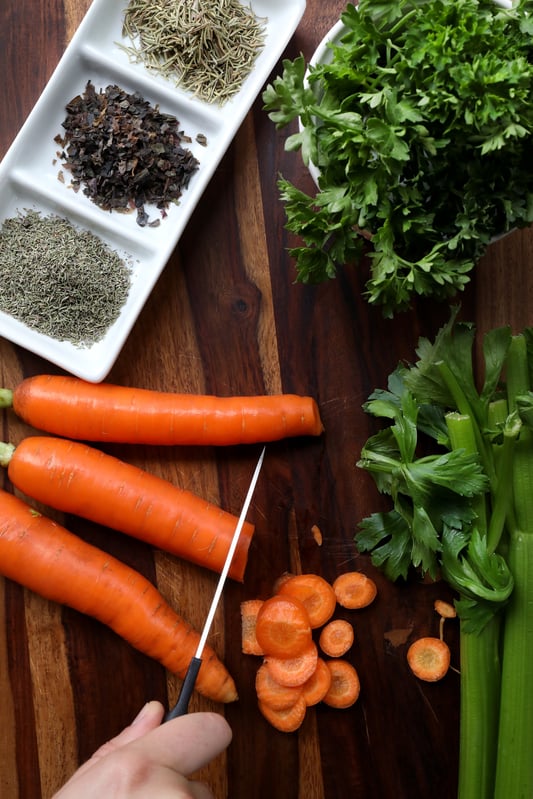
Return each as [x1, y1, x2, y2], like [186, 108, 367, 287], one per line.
[1, 1, 531, 797]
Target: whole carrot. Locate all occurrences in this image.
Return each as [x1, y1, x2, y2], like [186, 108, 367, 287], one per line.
[0, 436, 254, 581]
[0, 375, 324, 445]
[0, 489, 236, 704]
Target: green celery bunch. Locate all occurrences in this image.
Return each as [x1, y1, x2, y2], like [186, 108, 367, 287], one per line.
[263, 0, 533, 316]
[356, 309, 533, 797]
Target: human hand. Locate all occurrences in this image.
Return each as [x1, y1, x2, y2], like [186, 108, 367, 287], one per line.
[52, 701, 232, 799]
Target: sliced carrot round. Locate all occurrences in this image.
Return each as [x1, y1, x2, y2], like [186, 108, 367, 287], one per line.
[434, 599, 457, 619]
[277, 573, 337, 628]
[407, 637, 451, 682]
[255, 595, 312, 659]
[255, 662, 304, 711]
[264, 642, 318, 687]
[258, 694, 307, 733]
[332, 571, 377, 609]
[322, 660, 361, 709]
[302, 658, 332, 706]
[240, 599, 265, 656]
[319, 619, 355, 658]
[272, 571, 295, 594]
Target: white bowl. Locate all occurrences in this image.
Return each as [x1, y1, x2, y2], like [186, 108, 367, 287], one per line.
[300, 20, 346, 186]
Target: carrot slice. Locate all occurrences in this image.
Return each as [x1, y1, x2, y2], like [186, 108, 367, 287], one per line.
[240, 599, 264, 656]
[322, 660, 361, 709]
[255, 663, 303, 711]
[301, 658, 332, 706]
[277, 573, 337, 628]
[258, 694, 307, 732]
[255, 595, 312, 659]
[407, 637, 451, 682]
[434, 599, 457, 619]
[264, 642, 319, 687]
[332, 571, 377, 609]
[319, 619, 355, 658]
[272, 571, 295, 595]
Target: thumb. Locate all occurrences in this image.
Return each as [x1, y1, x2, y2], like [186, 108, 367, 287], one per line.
[128, 711, 232, 776]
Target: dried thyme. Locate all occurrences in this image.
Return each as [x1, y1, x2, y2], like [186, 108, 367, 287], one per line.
[0, 210, 131, 347]
[120, 0, 267, 105]
[55, 81, 199, 226]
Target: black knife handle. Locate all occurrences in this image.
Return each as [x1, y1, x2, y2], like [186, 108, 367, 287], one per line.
[164, 656, 202, 721]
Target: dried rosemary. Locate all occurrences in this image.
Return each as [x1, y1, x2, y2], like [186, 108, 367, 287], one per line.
[55, 81, 199, 226]
[0, 210, 131, 347]
[120, 0, 267, 105]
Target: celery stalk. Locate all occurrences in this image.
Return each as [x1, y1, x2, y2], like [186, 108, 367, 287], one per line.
[494, 528, 533, 798]
[446, 412, 501, 799]
[493, 335, 533, 798]
[493, 436, 533, 798]
[458, 616, 501, 799]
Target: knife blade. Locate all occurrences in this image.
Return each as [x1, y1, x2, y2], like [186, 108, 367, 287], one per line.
[164, 446, 266, 721]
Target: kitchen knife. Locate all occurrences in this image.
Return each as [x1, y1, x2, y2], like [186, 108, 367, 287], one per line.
[164, 446, 266, 721]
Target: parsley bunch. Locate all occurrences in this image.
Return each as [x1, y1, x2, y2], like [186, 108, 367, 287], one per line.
[263, 0, 533, 316]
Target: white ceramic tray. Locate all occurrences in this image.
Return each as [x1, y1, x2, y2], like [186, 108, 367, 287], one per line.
[0, 0, 306, 382]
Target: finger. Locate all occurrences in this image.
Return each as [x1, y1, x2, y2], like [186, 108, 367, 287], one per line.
[187, 779, 216, 799]
[129, 711, 232, 776]
[64, 700, 165, 783]
[93, 701, 165, 759]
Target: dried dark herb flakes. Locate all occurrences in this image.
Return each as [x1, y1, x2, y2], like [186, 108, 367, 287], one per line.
[55, 81, 199, 226]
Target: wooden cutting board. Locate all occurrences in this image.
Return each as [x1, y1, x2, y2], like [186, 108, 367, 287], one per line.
[1, 1, 532, 797]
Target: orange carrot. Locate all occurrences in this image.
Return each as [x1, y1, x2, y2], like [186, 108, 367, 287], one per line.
[322, 660, 361, 709]
[0, 375, 324, 445]
[258, 695, 307, 732]
[434, 598, 457, 641]
[332, 571, 377, 609]
[254, 595, 312, 659]
[240, 599, 265, 656]
[0, 488, 235, 704]
[311, 524, 323, 546]
[264, 642, 319, 687]
[434, 599, 457, 619]
[0, 436, 254, 581]
[271, 571, 295, 595]
[407, 637, 451, 682]
[277, 573, 337, 629]
[318, 619, 355, 658]
[301, 658, 332, 706]
[255, 662, 303, 711]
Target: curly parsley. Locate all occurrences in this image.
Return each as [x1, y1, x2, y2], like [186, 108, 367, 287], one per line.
[263, 0, 533, 316]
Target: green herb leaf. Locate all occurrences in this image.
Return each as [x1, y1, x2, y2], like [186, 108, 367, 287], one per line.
[442, 529, 513, 633]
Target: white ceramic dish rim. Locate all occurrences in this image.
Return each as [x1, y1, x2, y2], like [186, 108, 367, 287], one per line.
[0, 0, 307, 382]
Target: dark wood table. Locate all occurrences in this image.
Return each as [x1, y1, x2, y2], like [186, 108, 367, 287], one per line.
[1, 1, 532, 797]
